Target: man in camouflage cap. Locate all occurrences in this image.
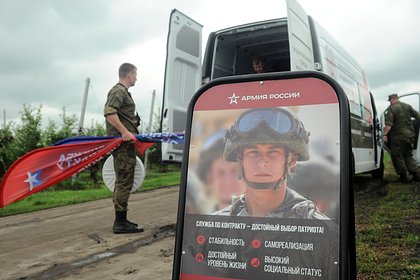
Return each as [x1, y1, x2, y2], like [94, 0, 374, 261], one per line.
[104, 63, 143, 234]
[215, 107, 329, 219]
[383, 93, 420, 183]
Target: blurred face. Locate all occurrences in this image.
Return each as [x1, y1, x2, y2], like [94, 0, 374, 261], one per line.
[253, 61, 264, 73]
[242, 144, 287, 183]
[207, 157, 244, 203]
[128, 69, 137, 87]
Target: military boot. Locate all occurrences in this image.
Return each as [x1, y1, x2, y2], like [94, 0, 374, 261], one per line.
[398, 173, 412, 184]
[411, 172, 420, 182]
[113, 211, 144, 234]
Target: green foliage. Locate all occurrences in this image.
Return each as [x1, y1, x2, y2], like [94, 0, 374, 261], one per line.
[0, 124, 15, 177]
[41, 107, 78, 146]
[12, 104, 43, 156]
[0, 105, 113, 178]
[84, 121, 107, 136]
[0, 105, 44, 177]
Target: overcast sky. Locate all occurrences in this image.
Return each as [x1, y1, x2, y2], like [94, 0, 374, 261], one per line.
[1, 0, 419, 131]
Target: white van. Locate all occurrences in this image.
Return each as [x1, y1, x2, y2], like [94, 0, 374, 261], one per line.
[160, 0, 384, 178]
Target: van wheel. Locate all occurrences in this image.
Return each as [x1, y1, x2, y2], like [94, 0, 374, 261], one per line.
[371, 151, 384, 179]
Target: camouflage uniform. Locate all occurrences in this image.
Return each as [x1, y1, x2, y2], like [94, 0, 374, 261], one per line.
[104, 83, 140, 211]
[214, 188, 330, 219]
[385, 101, 420, 179]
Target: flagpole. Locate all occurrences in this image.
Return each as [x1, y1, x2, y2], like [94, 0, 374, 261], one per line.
[144, 90, 156, 170]
[78, 77, 91, 135]
[72, 77, 90, 186]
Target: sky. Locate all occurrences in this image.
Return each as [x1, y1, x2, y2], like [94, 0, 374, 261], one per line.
[1, 0, 420, 132]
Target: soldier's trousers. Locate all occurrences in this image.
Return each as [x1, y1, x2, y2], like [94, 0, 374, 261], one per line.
[390, 137, 419, 176]
[112, 141, 136, 212]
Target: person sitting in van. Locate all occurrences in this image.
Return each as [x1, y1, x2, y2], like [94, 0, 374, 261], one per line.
[251, 56, 266, 73]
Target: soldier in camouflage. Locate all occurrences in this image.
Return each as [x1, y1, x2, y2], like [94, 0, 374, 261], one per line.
[383, 93, 420, 183]
[104, 63, 143, 234]
[214, 107, 329, 219]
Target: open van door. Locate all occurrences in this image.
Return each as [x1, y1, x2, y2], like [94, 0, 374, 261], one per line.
[286, 0, 315, 71]
[161, 10, 203, 162]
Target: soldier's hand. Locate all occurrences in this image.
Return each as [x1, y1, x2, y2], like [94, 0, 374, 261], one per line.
[122, 132, 136, 142]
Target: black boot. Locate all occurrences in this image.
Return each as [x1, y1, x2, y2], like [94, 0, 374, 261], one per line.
[113, 211, 144, 234]
[398, 173, 412, 184]
[411, 172, 420, 182]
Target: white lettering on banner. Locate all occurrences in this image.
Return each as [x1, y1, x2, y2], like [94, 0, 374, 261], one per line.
[281, 225, 298, 232]
[207, 260, 246, 270]
[269, 92, 300, 99]
[265, 241, 314, 251]
[207, 260, 228, 268]
[239, 92, 300, 102]
[221, 222, 246, 229]
[208, 237, 245, 246]
[196, 221, 215, 228]
[207, 251, 237, 260]
[301, 267, 323, 277]
[264, 265, 301, 275]
[298, 225, 325, 233]
[241, 94, 268, 101]
[57, 145, 105, 170]
[264, 265, 322, 277]
[251, 223, 280, 231]
[229, 261, 246, 269]
[265, 256, 290, 264]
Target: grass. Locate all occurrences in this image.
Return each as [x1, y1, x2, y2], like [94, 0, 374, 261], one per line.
[354, 152, 420, 279]
[0, 153, 419, 278]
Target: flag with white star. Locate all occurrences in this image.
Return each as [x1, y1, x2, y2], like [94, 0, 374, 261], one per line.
[0, 133, 184, 207]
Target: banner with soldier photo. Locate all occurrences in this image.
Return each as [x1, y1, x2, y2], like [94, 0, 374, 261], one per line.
[173, 72, 352, 280]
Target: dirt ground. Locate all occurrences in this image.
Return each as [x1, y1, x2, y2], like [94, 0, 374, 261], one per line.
[0, 186, 179, 280]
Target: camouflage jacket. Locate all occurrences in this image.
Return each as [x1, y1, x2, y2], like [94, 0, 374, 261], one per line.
[385, 101, 420, 139]
[214, 188, 330, 219]
[104, 83, 140, 135]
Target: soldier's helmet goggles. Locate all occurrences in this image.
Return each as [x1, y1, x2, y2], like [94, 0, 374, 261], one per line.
[229, 108, 308, 141]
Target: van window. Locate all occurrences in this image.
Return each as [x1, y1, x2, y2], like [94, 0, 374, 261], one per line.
[176, 26, 200, 57]
[209, 19, 291, 80]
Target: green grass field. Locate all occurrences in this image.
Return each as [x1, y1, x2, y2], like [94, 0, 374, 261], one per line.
[354, 152, 419, 279]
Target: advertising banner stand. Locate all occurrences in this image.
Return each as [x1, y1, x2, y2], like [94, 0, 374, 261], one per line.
[172, 71, 355, 279]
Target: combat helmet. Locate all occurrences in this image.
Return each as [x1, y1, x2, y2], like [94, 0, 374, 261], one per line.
[224, 107, 310, 162]
[223, 107, 310, 190]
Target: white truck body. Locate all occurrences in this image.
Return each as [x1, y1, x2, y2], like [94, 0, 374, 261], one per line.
[161, 0, 384, 177]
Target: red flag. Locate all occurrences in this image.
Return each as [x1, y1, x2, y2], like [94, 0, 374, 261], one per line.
[0, 138, 122, 207]
[135, 141, 156, 155]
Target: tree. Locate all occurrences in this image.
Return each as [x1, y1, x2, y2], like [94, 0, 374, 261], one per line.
[0, 124, 15, 177]
[12, 104, 43, 158]
[84, 120, 106, 136]
[41, 107, 78, 146]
